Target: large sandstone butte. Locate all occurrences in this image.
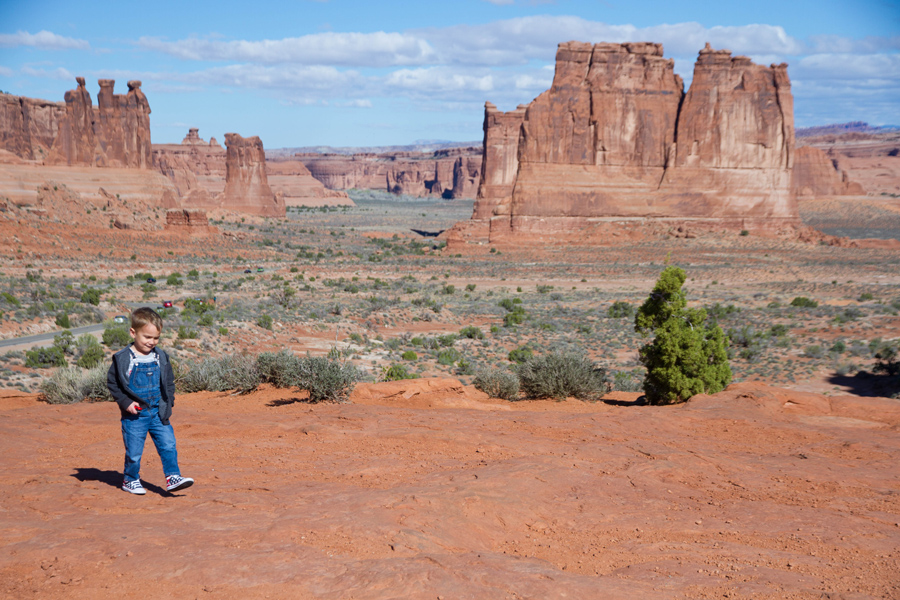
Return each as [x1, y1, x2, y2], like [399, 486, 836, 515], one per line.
[46, 77, 152, 169]
[219, 133, 284, 217]
[793, 146, 866, 198]
[0, 94, 64, 161]
[453, 42, 802, 246]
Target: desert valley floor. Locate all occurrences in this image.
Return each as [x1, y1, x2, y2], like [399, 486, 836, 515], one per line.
[0, 189, 899, 599]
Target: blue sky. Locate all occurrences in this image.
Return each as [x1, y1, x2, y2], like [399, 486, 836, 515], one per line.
[1, 0, 898, 148]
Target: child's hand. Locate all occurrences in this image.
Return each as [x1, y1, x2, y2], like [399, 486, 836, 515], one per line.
[127, 402, 142, 414]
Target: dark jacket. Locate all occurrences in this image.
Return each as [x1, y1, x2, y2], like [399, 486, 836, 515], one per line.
[107, 345, 176, 425]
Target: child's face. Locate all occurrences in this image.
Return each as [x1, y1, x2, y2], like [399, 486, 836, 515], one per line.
[130, 323, 161, 355]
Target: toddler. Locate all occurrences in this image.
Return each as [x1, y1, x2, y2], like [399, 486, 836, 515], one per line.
[107, 307, 193, 494]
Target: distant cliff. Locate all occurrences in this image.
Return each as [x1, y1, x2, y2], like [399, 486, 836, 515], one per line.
[299, 146, 482, 199]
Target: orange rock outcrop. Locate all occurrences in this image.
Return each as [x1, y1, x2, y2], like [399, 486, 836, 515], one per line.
[455, 42, 803, 246]
[300, 147, 482, 199]
[46, 77, 152, 168]
[219, 133, 284, 217]
[0, 94, 64, 160]
[793, 146, 866, 197]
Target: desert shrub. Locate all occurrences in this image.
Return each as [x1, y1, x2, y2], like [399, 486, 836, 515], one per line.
[441, 284, 456, 295]
[473, 367, 520, 400]
[634, 266, 731, 405]
[198, 313, 215, 327]
[53, 330, 75, 355]
[465, 284, 476, 292]
[1, 292, 21, 307]
[459, 325, 484, 339]
[769, 324, 789, 337]
[40, 365, 112, 404]
[25, 346, 67, 368]
[437, 348, 462, 365]
[873, 341, 899, 377]
[166, 273, 183, 286]
[381, 364, 417, 381]
[497, 298, 522, 312]
[503, 309, 526, 327]
[517, 350, 609, 401]
[177, 325, 198, 340]
[607, 301, 634, 319]
[830, 340, 847, 353]
[177, 353, 261, 394]
[438, 333, 458, 347]
[102, 325, 132, 349]
[257, 314, 274, 330]
[536, 285, 554, 294]
[80, 289, 101, 305]
[401, 350, 418, 361]
[790, 296, 818, 308]
[257, 349, 301, 388]
[294, 355, 361, 403]
[611, 370, 645, 392]
[183, 298, 213, 315]
[508, 346, 534, 364]
[55, 312, 72, 328]
[803, 345, 825, 359]
[76, 344, 104, 369]
[834, 307, 863, 324]
[707, 303, 740, 321]
[859, 292, 874, 302]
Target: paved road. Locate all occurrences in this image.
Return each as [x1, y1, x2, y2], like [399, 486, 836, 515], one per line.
[0, 324, 106, 351]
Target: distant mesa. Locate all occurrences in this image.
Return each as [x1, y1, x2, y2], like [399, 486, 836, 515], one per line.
[298, 146, 482, 199]
[449, 41, 864, 247]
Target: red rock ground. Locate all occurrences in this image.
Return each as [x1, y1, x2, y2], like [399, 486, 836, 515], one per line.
[1, 380, 898, 599]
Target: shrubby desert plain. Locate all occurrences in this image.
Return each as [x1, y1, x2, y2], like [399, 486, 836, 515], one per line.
[1, 40, 899, 599]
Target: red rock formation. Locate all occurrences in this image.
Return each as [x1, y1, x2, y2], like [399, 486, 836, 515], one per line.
[792, 146, 866, 197]
[300, 147, 482, 199]
[0, 94, 65, 161]
[46, 78, 152, 168]
[219, 133, 284, 217]
[47, 77, 97, 166]
[451, 155, 481, 199]
[472, 103, 526, 220]
[454, 41, 802, 247]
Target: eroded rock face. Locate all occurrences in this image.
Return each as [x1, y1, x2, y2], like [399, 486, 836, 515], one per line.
[219, 133, 284, 217]
[458, 41, 801, 246]
[793, 146, 866, 197]
[0, 94, 65, 160]
[46, 78, 152, 168]
[301, 147, 482, 199]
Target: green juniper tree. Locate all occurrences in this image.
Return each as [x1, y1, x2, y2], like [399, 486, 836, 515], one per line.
[634, 266, 731, 404]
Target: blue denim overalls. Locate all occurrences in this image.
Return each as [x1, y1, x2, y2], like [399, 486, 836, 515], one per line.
[121, 356, 180, 483]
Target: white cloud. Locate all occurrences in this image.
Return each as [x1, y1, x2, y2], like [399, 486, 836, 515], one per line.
[0, 66, 13, 77]
[413, 17, 806, 67]
[343, 99, 373, 108]
[20, 66, 75, 80]
[187, 63, 361, 91]
[137, 31, 434, 67]
[796, 53, 900, 80]
[386, 67, 494, 93]
[0, 30, 89, 51]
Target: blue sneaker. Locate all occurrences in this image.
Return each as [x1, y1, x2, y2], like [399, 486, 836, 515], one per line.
[166, 475, 194, 492]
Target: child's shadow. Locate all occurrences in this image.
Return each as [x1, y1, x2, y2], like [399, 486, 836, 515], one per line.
[71, 468, 169, 495]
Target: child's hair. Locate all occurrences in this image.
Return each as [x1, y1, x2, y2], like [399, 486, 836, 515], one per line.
[131, 307, 163, 332]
